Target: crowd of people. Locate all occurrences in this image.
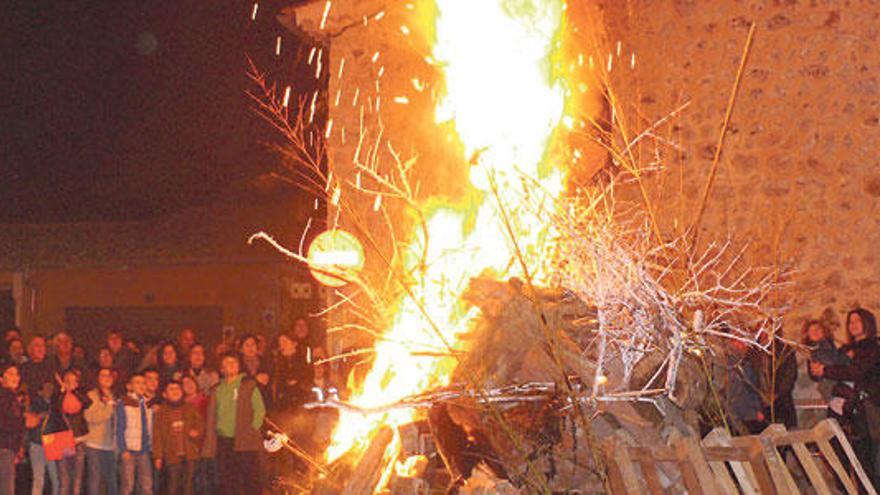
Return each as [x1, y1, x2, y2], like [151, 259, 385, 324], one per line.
[0, 319, 334, 495]
[720, 307, 880, 488]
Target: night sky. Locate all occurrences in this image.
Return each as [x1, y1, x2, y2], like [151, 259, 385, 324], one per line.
[2, 0, 313, 223]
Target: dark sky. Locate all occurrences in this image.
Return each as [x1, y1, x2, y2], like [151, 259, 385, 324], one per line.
[2, 0, 313, 223]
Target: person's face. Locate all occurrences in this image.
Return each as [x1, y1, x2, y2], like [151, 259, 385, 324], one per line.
[108, 334, 122, 352]
[129, 376, 146, 396]
[144, 372, 159, 393]
[28, 338, 46, 361]
[182, 377, 197, 397]
[1, 366, 20, 390]
[807, 324, 825, 343]
[278, 335, 297, 357]
[241, 338, 258, 358]
[63, 372, 79, 390]
[314, 364, 326, 379]
[849, 313, 865, 339]
[293, 319, 309, 339]
[39, 381, 55, 399]
[8, 340, 23, 359]
[179, 329, 195, 349]
[97, 369, 114, 390]
[98, 349, 113, 368]
[221, 357, 240, 378]
[164, 383, 183, 403]
[161, 346, 177, 366]
[55, 333, 73, 355]
[189, 346, 206, 368]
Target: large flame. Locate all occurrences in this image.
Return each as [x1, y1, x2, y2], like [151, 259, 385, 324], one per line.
[326, 0, 567, 475]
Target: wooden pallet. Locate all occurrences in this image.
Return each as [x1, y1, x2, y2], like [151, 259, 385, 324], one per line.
[604, 418, 876, 494]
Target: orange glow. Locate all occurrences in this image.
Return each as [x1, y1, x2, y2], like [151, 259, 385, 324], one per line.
[325, 0, 569, 487]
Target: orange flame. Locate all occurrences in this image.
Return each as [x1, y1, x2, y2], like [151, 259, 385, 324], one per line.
[326, 0, 568, 483]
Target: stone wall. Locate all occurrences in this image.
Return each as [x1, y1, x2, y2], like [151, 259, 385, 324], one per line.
[289, 0, 880, 340]
[597, 0, 880, 337]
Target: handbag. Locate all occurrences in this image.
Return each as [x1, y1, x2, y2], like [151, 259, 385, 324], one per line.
[41, 412, 76, 461]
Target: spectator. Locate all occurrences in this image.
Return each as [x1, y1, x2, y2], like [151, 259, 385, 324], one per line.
[4, 327, 22, 344]
[182, 376, 207, 417]
[153, 380, 203, 495]
[73, 346, 87, 369]
[764, 335, 798, 428]
[83, 368, 118, 495]
[0, 363, 25, 495]
[53, 332, 79, 374]
[156, 343, 182, 387]
[58, 367, 91, 495]
[811, 308, 880, 485]
[21, 336, 57, 399]
[180, 376, 213, 493]
[804, 319, 850, 398]
[176, 329, 196, 365]
[270, 332, 311, 411]
[28, 379, 62, 495]
[185, 344, 218, 393]
[239, 335, 270, 387]
[725, 338, 767, 435]
[291, 318, 317, 364]
[6, 337, 28, 366]
[107, 330, 138, 390]
[203, 353, 266, 495]
[116, 372, 154, 495]
[86, 347, 116, 391]
[143, 368, 162, 408]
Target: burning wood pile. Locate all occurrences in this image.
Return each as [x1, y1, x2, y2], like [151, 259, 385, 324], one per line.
[246, 0, 791, 492]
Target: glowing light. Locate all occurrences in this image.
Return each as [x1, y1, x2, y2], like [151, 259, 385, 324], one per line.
[307, 230, 365, 288]
[326, 0, 568, 469]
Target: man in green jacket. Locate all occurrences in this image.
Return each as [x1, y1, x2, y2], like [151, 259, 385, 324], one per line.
[202, 352, 265, 495]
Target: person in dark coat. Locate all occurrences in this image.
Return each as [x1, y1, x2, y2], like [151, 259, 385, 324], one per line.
[764, 336, 798, 429]
[0, 363, 25, 495]
[20, 336, 57, 399]
[58, 367, 92, 495]
[811, 308, 880, 485]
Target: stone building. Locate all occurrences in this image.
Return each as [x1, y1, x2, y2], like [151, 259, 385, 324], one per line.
[286, 0, 880, 343]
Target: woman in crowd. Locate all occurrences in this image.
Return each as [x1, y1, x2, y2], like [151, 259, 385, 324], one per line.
[27, 379, 63, 495]
[58, 367, 92, 495]
[271, 332, 311, 411]
[239, 334, 271, 392]
[0, 363, 25, 495]
[6, 337, 27, 366]
[156, 342, 182, 387]
[83, 368, 117, 495]
[185, 343, 218, 393]
[810, 308, 880, 485]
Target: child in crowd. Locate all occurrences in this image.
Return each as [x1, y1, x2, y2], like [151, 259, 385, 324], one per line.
[116, 373, 154, 495]
[59, 368, 91, 495]
[83, 368, 117, 495]
[153, 380, 203, 495]
[143, 369, 162, 408]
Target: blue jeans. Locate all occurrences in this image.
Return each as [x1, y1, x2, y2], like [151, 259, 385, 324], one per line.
[119, 451, 152, 495]
[86, 446, 118, 495]
[58, 443, 85, 495]
[29, 442, 59, 495]
[0, 448, 15, 495]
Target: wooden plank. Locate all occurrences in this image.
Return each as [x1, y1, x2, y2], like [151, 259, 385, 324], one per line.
[631, 448, 665, 495]
[674, 436, 721, 494]
[759, 424, 800, 493]
[791, 442, 831, 495]
[703, 427, 759, 495]
[603, 439, 641, 495]
[821, 418, 877, 495]
[602, 441, 629, 495]
[816, 437, 858, 495]
[742, 438, 777, 495]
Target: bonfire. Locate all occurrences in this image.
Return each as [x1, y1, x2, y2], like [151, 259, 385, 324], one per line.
[247, 0, 789, 492]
